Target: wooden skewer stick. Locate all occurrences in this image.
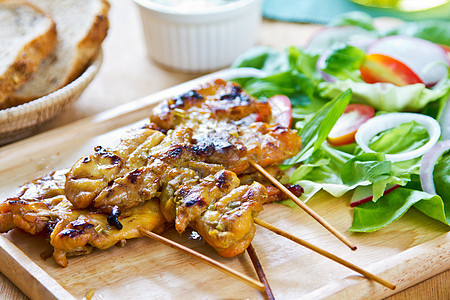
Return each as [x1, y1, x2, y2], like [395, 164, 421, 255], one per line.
[254, 218, 396, 290]
[248, 159, 357, 251]
[247, 244, 275, 300]
[139, 228, 265, 292]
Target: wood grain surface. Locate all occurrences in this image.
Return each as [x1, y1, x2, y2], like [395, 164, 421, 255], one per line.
[0, 0, 448, 299]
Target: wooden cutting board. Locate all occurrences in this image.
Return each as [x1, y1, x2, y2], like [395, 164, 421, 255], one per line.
[0, 70, 448, 300]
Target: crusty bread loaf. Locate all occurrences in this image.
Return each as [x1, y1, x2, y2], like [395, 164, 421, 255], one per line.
[11, 0, 110, 103]
[0, 0, 57, 105]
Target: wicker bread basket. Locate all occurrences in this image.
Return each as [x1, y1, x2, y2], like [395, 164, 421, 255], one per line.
[0, 51, 103, 146]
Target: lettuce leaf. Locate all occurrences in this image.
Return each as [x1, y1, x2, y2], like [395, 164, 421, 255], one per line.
[350, 151, 450, 232]
[341, 153, 391, 186]
[318, 76, 450, 112]
[350, 188, 448, 232]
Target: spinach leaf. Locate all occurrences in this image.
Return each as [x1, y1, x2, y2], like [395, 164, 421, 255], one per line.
[369, 121, 429, 155]
[234, 71, 314, 106]
[231, 46, 323, 107]
[287, 46, 321, 82]
[231, 46, 289, 74]
[321, 45, 366, 82]
[385, 20, 450, 46]
[434, 151, 450, 219]
[328, 11, 375, 31]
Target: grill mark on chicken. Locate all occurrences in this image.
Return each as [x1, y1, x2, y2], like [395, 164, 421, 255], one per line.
[60, 220, 95, 238]
[127, 169, 143, 184]
[170, 90, 203, 109]
[94, 146, 122, 165]
[216, 171, 231, 189]
[219, 85, 244, 100]
[6, 199, 28, 206]
[184, 197, 206, 208]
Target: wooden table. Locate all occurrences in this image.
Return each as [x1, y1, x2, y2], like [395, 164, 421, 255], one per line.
[0, 0, 448, 298]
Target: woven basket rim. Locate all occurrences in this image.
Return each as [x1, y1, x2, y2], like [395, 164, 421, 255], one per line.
[0, 51, 103, 135]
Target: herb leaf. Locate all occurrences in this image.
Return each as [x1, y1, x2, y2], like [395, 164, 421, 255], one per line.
[285, 89, 352, 164]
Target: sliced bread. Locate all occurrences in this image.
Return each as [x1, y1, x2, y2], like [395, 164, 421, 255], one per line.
[0, 0, 57, 105]
[11, 0, 110, 103]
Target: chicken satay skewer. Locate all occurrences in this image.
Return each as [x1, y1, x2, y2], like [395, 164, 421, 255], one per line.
[138, 228, 265, 292]
[248, 159, 357, 251]
[254, 218, 396, 290]
[247, 243, 275, 300]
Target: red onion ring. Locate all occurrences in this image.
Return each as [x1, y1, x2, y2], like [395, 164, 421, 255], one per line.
[420, 140, 450, 195]
[355, 113, 441, 162]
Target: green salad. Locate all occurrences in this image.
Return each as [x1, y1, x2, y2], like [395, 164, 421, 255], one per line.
[230, 12, 450, 232]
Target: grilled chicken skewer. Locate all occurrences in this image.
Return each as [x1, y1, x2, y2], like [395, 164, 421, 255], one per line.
[0, 78, 396, 293]
[1, 79, 302, 267]
[0, 167, 275, 266]
[65, 80, 301, 215]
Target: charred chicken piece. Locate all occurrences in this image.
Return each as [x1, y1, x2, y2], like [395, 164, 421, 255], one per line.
[159, 162, 224, 223]
[1, 168, 269, 266]
[150, 79, 272, 132]
[73, 126, 229, 214]
[66, 79, 301, 214]
[149, 79, 302, 174]
[1, 170, 167, 267]
[195, 182, 267, 257]
[50, 198, 166, 267]
[65, 128, 165, 209]
[174, 169, 240, 233]
[0, 170, 68, 234]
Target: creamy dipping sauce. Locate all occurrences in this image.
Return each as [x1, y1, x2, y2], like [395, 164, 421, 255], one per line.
[148, 0, 240, 11]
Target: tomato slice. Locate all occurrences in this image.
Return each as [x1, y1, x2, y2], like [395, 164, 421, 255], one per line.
[360, 53, 423, 86]
[327, 104, 375, 146]
[439, 44, 450, 54]
[268, 95, 293, 128]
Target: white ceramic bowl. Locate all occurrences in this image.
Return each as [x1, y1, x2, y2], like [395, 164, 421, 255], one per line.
[134, 0, 262, 73]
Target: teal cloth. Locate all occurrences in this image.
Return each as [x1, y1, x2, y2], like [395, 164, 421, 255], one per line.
[263, 0, 450, 24]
